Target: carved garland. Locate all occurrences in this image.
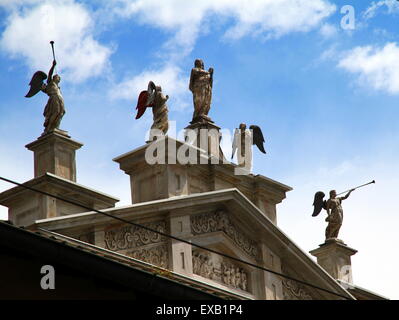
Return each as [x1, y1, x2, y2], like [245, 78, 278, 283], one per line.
[190, 210, 258, 259]
[282, 279, 313, 300]
[104, 220, 166, 251]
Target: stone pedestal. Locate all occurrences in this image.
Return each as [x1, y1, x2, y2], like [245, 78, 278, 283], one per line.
[0, 130, 119, 226]
[185, 120, 224, 161]
[25, 130, 83, 182]
[310, 239, 357, 284]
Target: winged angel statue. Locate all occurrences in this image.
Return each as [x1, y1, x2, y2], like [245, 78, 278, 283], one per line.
[25, 59, 65, 135]
[312, 189, 354, 240]
[135, 81, 169, 141]
[231, 123, 266, 171]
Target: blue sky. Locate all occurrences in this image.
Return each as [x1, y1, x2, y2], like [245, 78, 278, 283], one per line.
[0, 0, 398, 298]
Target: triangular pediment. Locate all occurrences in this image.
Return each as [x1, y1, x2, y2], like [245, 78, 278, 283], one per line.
[34, 188, 354, 300]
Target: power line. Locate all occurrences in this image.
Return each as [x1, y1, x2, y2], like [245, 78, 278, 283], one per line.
[0, 175, 351, 300]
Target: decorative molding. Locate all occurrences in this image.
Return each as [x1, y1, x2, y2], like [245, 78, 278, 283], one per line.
[104, 220, 166, 251]
[78, 231, 95, 245]
[192, 251, 249, 292]
[127, 244, 169, 269]
[191, 210, 258, 258]
[282, 279, 313, 300]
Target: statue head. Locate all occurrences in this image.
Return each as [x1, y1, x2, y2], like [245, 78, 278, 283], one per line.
[329, 190, 337, 198]
[239, 123, 246, 130]
[194, 59, 204, 69]
[53, 74, 61, 84]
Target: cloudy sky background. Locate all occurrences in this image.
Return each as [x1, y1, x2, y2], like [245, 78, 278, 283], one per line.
[0, 0, 398, 298]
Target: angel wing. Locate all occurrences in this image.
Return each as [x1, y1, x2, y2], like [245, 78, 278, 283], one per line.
[231, 128, 240, 159]
[249, 125, 266, 154]
[135, 90, 149, 119]
[25, 71, 47, 98]
[312, 191, 327, 217]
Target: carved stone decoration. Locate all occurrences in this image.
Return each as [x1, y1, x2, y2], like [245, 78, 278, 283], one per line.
[192, 250, 249, 292]
[104, 220, 166, 251]
[191, 210, 259, 259]
[127, 244, 168, 269]
[282, 279, 313, 300]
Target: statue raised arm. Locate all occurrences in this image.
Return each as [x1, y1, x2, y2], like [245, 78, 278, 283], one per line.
[25, 59, 65, 135]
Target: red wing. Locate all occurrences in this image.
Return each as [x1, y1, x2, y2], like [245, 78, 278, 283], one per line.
[135, 90, 149, 119]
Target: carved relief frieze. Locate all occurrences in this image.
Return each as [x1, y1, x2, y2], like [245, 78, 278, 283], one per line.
[190, 210, 258, 259]
[127, 244, 169, 269]
[192, 250, 249, 292]
[104, 220, 166, 251]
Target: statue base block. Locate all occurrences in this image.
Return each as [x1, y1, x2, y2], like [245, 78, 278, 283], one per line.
[185, 121, 224, 161]
[310, 239, 357, 284]
[190, 115, 214, 125]
[25, 130, 83, 182]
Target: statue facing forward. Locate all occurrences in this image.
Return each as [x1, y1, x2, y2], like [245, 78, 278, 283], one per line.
[189, 59, 213, 123]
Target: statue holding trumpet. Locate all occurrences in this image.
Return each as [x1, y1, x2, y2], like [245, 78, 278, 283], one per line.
[312, 180, 375, 240]
[25, 41, 65, 135]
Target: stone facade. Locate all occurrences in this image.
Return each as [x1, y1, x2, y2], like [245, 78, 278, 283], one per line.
[113, 137, 291, 225]
[190, 210, 259, 259]
[1, 131, 364, 300]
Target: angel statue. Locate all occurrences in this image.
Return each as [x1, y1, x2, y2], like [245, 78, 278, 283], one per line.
[135, 81, 169, 141]
[25, 59, 65, 135]
[312, 180, 375, 241]
[231, 123, 266, 172]
[189, 59, 213, 123]
[312, 189, 354, 240]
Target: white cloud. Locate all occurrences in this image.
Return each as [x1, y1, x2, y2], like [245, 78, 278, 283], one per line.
[363, 0, 399, 20]
[0, 0, 112, 82]
[110, 64, 189, 111]
[338, 42, 399, 94]
[111, 0, 336, 53]
[319, 23, 338, 38]
[108, 0, 336, 103]
[0, 0, 41, 8]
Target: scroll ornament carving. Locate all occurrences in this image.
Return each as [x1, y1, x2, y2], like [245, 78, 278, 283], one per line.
[192, 251, 249, 292]
[128, 245, 168, 269]
[282, 279, 313, 300]
[191, 210, 258, 258]
[104, 220, 166, 251]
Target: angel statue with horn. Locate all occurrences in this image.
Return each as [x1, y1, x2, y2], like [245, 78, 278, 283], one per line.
[25, 42, 65, 136]
[312, 180, 375, 240]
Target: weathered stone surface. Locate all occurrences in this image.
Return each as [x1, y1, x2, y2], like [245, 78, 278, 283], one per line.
[190, 210, 259, 259]
[192, 250, 250, 292]
[0, 173, 118, 226]
[113, 136, 291, 224]
[310, 239, 357, 284]
[25, 131, 82, 182]
[104, 220, 166, 251]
